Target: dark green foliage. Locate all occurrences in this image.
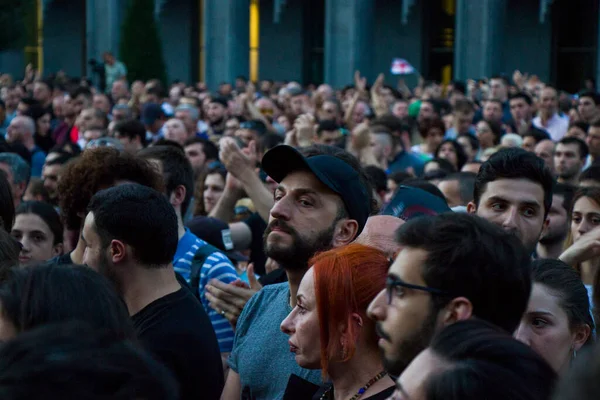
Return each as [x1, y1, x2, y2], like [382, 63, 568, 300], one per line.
[119, 0, 167, 85]
[0, 0, 34, 51]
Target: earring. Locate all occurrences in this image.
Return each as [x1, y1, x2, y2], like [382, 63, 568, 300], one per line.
[573, 349, 577, 360]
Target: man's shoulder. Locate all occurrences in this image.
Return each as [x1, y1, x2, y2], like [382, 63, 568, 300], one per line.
[245, 283, 289, 312]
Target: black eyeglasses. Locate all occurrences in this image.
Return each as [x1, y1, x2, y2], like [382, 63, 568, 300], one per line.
[386, 276, 450, 305]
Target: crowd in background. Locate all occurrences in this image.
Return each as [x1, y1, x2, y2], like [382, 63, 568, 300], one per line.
[1, 58, 600, 399]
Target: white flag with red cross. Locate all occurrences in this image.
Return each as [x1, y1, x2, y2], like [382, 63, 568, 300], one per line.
[390, 58, 415, 75]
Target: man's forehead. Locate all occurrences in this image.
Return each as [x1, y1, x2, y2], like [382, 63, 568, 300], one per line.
[481, 179, 544, 203]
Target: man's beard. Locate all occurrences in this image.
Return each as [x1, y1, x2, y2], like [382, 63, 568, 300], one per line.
[382, 307, 437, 377]
[97, 250, 123, 296]
[539, 228, 568, 246]
[263, 219, 336, 271]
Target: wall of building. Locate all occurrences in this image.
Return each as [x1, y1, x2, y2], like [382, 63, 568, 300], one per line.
[373, 0, 424, 87]
[501, 0, 552, 82]
[159, 0, 195, 83]
[43, 0, 86, 77]
[258, 0, 305, 82]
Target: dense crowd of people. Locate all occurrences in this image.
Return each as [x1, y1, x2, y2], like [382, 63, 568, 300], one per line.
[1, 60, 600, 399]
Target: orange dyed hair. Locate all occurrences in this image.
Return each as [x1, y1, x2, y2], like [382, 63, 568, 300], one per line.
[311, 243, 389, 378]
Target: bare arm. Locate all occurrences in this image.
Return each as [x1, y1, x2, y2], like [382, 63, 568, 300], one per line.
[209, 179, 243, 223]
[237, 169, 274, 223]
[220, 370, 242, 400]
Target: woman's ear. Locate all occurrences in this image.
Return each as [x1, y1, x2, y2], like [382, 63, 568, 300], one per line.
[572, 324, 592, 352]
[52, 243, 64, 257]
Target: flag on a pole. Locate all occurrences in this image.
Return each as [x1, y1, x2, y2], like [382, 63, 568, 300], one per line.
[390, 58, 415, 75]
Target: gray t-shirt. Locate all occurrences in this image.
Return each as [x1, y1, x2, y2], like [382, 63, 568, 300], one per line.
[229, 282, 322, 399]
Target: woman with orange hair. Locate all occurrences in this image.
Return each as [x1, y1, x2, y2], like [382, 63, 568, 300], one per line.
[281, 243, 394, 400]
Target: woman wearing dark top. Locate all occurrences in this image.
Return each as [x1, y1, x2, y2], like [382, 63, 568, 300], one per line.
[281, 244, 394, 400]
[27, 104, 55, 153]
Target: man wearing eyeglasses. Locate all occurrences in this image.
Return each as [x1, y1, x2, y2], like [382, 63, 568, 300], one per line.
[367, 212, 532, 376]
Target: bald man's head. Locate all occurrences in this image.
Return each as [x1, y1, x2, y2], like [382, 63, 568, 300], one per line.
[354, 215, 404, 258]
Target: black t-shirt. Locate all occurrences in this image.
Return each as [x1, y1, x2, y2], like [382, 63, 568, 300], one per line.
[43, 251, 74, 267]
[131, 288, 224, 400]
[312, 384, 394, 400]
[243, 212, 267, 276]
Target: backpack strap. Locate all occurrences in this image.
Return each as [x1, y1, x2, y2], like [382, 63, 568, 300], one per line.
[189, 242, 222, 299]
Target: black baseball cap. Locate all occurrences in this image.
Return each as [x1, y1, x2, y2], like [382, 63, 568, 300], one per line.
[186, 216, 248, 262]
[261, 145, 370, 234]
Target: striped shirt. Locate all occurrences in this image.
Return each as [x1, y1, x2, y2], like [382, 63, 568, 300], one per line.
[173, 229, 237, 352]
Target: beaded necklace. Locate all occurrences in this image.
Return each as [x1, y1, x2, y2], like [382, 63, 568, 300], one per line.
[319, 370, 388, 400]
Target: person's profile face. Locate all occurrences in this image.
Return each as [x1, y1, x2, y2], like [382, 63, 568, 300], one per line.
[264, 170, 339, 267]
[280, 268, 321, 369]
[539, 194, 568, 244]
[468, 178, 547, 254]
[570, 196, 600, 243]
[366, 247, 437, 376]
[515, 283, 588, 373]
[203, 173, 225, 214]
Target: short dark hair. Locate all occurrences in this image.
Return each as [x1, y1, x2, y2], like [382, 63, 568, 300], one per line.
[554, 182, 576, 213]
[591, 119, 600, 129]
[580, 165, 600, 184]
[474, 148, 553, 218]
[87, 184, 178, 266]
[71, 86, 92, 101]
[317, 119, 341, 135]
[364, 165, 387, 193]
[45, 152, 75, 167]
[569, 121, 589, 134]
[424, 158, 456, 175]
[558, 136, 589, 160]
[0, 322, 179, 400]
[396, 213, 532, 333]
[183, 137, 219, 161]
[0, 264, 134, 339]
[259, 133, 284, 153]
[15, 201, 63, 246]
[418, 117, 446, 139]
[453, 99, 474, 114]
[440, 172, 476, 204]
[114, 119, 147, 148]
[531, 259, 595, 340]
[425, 319, 557, 400]
[579, 91, 600, 106]
[522, 129, 551, 144]
[138, 145, 195, 216]
[509, 91, 533, 106]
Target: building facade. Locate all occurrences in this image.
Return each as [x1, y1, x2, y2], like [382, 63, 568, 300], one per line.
[0, 0, 599, 93]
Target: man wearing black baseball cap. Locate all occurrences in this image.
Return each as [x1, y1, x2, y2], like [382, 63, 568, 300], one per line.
[221, 144, 373, 400]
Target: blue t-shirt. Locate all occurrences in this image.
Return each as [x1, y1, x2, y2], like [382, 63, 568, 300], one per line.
[173, 229, 238, 352]
[229, 282, 322, 400]
[30, 146, 46, 177]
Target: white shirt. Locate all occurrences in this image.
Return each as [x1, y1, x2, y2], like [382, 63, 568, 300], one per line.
[533, 113, 569, 141]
